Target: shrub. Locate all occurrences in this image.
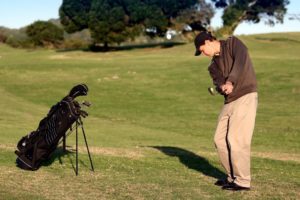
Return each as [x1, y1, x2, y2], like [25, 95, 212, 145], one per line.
[26, 21, 64, 47]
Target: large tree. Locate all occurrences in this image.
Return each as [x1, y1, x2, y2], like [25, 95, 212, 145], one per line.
[59, 0, 92, 33]
[59, 0, 213, 47]
[212, 0, 290, 35]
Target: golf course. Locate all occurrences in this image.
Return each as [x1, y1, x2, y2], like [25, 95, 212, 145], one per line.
[0, 32, 299, 199]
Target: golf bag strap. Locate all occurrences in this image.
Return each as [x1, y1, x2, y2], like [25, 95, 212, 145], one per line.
[15, 152, 34, 170]
[32, 142, 38, 169]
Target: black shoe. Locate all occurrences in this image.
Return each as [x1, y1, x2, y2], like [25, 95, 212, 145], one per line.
[214, 179, 230, 186]
[222, 182, 250, 191]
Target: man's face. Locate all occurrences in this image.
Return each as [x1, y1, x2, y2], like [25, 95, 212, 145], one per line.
[199, 40, 215, 57]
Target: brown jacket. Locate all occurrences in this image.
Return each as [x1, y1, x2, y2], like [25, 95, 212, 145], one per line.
[208, 36, 257, 104]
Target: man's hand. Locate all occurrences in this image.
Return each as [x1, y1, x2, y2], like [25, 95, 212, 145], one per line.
[221, 81, 234, 95]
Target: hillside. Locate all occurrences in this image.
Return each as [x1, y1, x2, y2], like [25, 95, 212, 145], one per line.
[0, 32, 299, 199]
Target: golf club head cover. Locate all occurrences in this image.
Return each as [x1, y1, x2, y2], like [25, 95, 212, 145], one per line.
[68, 84, 89, 99]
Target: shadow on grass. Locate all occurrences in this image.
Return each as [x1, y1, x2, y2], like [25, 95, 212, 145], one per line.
[150, 146, 226, 179]
[42, 146, 93, 174]
[42, 146, 73, 167]
[57, 41, 186, 53]
[255, 37, 300, 43]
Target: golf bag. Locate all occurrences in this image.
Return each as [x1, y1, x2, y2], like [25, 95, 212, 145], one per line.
[15, 84, 89, 170]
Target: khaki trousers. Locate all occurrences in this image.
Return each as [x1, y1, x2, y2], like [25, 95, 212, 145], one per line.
[214, 92, 258, 188]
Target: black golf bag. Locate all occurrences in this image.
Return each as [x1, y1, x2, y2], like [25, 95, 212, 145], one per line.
[15, 84, 89, 170]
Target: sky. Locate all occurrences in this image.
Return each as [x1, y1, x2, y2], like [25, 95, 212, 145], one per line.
[0, 0, 299, 35]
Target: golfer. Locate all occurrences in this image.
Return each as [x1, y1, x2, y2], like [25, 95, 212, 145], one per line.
[194, 31, 258, 191]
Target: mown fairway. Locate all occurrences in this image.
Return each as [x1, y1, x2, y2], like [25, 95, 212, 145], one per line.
[0, 33, 299, 200]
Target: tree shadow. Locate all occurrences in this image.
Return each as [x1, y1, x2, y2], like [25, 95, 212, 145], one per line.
[93, 41, 186, 51]
[255, 37, 300, 43]
[150, 146, 226, 179]
[56, 41, 186, 53]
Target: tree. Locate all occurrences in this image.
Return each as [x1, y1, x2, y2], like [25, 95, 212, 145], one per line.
[175, 0, 215, 31]
[59, 0, 92, 33]
[59, 0, 213, 48]
[26, 21, 64, 47]
[87, 0, 143, 48]
[288, 13, 300, 21]
[0, 32, 7, 43]
[212, 0, 290, 35]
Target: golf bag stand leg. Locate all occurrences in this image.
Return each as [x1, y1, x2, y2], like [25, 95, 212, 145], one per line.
[62, 134, 66, 152]
[79, 117, 94, 172]
[75, 117, 94, 176]
[76, 120, 79, 176]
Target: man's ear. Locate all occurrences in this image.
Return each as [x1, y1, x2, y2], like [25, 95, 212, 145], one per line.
[204, 40, 210, 45]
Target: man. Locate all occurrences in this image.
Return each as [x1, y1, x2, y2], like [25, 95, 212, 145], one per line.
[194, 31, 258, 191]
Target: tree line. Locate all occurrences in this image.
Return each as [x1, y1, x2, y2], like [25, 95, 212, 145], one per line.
[0, 0, 289, 49]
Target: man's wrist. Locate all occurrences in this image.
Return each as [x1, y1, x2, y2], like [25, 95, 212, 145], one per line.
[226, 81, 233, 85]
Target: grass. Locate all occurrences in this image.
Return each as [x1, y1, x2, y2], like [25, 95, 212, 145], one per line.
[0, 32, 299, 199]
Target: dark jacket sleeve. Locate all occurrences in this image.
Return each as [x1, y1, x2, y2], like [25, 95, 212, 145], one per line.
[227, 37, 249, 85]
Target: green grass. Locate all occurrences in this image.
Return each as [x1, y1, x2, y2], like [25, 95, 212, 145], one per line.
[0, 32, 299, 199]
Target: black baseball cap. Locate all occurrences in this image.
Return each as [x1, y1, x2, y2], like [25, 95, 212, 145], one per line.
[194, 31, 214, 56]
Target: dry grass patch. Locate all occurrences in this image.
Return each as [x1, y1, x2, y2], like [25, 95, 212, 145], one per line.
[252, 152, 300, 163]
[71, 146, 144, 159]
[0, 166, 108, 200]
[1, 143, 144, 160]
[49, 54, 71, 60]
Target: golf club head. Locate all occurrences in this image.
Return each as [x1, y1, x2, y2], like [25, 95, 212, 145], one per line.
[208, 87, 216, 96]
[68, 84, 89, 99]
[82, 101, 91, 107]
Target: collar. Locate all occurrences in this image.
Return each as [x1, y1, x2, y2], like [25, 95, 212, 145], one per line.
[213, 40, 226, 59]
